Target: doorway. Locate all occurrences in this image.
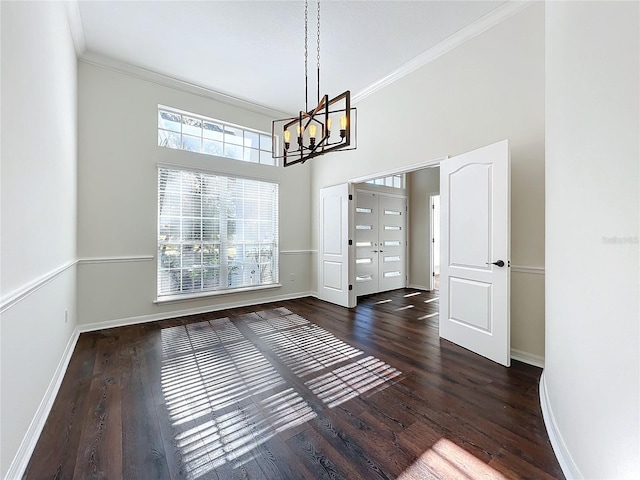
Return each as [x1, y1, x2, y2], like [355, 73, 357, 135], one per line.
[354, 189, 407, 296]
[430, 194, 441, 291]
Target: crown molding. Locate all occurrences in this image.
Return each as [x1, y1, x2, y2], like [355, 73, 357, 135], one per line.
[353, 1, 537, 105]
[79, 52, 291, 119]
[63, 0, 86, 57]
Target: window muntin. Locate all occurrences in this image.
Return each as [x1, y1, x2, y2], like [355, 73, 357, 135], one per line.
[158, 106, 277, 166]
[158, 167, 279, 298]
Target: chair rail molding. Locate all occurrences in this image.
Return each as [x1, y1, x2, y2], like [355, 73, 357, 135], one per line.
[0, 260, 78, 314]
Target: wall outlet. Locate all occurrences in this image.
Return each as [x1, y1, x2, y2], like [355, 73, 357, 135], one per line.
[290, 273, 295, 282]
[64, 309, 68, 323]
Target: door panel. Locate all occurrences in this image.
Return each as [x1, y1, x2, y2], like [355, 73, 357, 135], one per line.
[378, 195, 407, 292]
[440, 140, 510, 366]
[355, 192, 379, 296]
[318, 183, 355, 307]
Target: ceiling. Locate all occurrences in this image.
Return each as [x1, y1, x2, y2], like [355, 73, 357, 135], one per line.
[76, 1, 506, 114]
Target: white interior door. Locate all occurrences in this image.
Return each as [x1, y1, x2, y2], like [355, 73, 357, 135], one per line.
[440, 140, 510, 366]
[355, 192, 379, 296]
[318, 183, 355, 308]
[378, 195, 407, 292]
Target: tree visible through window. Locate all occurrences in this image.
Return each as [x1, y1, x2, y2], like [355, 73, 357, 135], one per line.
[158, 106, 276, 166]
[158, 167, 279, 297]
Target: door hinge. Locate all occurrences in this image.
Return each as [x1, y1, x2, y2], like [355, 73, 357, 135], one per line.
[348, 194, 353, 200]
[508, 260, 511, 267]
[432, 204, 435, 209]
[432, 238, 435, 243]
[348, 284, 353, 291]
[348, 239, 353, 246]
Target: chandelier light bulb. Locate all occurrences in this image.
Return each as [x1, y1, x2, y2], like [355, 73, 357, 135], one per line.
[309, 124, 317, 139]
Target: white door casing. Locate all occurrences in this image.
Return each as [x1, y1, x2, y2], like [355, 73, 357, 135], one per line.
[440, 140, 511, 367]
[318, 183, 355, 308]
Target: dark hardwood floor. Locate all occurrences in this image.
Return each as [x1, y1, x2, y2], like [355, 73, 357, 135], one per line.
[24, 288, 563, 479]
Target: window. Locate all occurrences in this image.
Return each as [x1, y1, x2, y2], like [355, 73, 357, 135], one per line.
[365, 174, 405, 189]
[158, 167, 279, 298]
[158, 106, 276, 166]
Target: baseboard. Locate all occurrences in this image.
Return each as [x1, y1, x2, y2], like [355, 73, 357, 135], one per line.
[511, 348, 545, 368]
[78, 290, 317, 333]
[407, 284, 431, 291]
[4, 327, 80, 480]
[539, 372, 583, 479]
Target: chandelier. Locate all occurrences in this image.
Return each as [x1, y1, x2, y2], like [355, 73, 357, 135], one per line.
[272, 0, 357, 167]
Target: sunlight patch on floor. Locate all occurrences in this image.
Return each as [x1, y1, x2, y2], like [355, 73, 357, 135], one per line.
[398, 438, 507, 480]
[161, 309, 403, 479]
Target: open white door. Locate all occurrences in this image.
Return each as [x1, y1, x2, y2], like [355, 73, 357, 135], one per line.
[440, 140, 510, 366]
[318, 183, 355, 308]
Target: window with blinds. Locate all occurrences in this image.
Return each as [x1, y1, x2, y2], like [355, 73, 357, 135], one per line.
[158, 167, 279, 298]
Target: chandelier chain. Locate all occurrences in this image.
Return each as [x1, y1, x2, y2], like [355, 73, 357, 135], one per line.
[317, 0, 321, 103]
[304, 0, 308, 111]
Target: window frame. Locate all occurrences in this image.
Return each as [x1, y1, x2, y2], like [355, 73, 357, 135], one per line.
[156, 164, 280, 302]
[157, 105, 278, 166]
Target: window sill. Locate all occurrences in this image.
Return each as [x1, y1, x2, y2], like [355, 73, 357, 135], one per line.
[154, 283, 282, 305]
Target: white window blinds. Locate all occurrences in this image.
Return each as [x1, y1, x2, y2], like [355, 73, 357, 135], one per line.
[158, 167, 279, 297]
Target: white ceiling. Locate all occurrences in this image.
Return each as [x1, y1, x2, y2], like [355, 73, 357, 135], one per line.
[76, 1, 506, 114]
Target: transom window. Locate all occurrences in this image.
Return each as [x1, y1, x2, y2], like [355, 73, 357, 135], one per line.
[158, 167, 279, 298]
[366, 174, 405, 189]
[158, 106, 277, 166]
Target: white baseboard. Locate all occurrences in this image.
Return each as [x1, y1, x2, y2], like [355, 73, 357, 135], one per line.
[78, 290, 317, 333]
[539, 372, 583, 479]
[4, 328, 80, 480]
[511, 348, 545, 368]
[407, 284, 431, 291]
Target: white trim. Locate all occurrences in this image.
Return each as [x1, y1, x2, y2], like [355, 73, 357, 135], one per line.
[4, 328, 80, 480]
[353, 1, 536, 105]
[156, 161, 281, 185]
[510, 348, 544, 368]
[80, 53, 290, 119]
[539, 372, 583, 479]
[78, 255, 154, 265]
[0, 260, 78, 314]
[511, 265, 545, 275]
[79, 291, 316, 333]
[280, 250, 316, 255]
[154, 283, 283, 304]
[349, 156, 446, 184]
[63, 0, 86, 57]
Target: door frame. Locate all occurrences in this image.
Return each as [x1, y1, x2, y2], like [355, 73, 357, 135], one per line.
[347, 156, 446, 306]
[428, 193, 440, 292]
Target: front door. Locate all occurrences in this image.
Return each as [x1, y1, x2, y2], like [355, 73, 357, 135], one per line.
[439, 140, 511, 366]
[354, 191, 407, 296]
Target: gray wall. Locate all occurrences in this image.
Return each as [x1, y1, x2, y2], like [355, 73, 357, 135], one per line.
[407, 168, 439, 290]
[0, 2, 78, 477]
[76, 62, 314, 328]
[312, 3, 546, 361]
[544, 1, 639, 477]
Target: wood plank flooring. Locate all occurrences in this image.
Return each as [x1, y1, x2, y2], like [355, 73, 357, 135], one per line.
[24, 288, 563, 479]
